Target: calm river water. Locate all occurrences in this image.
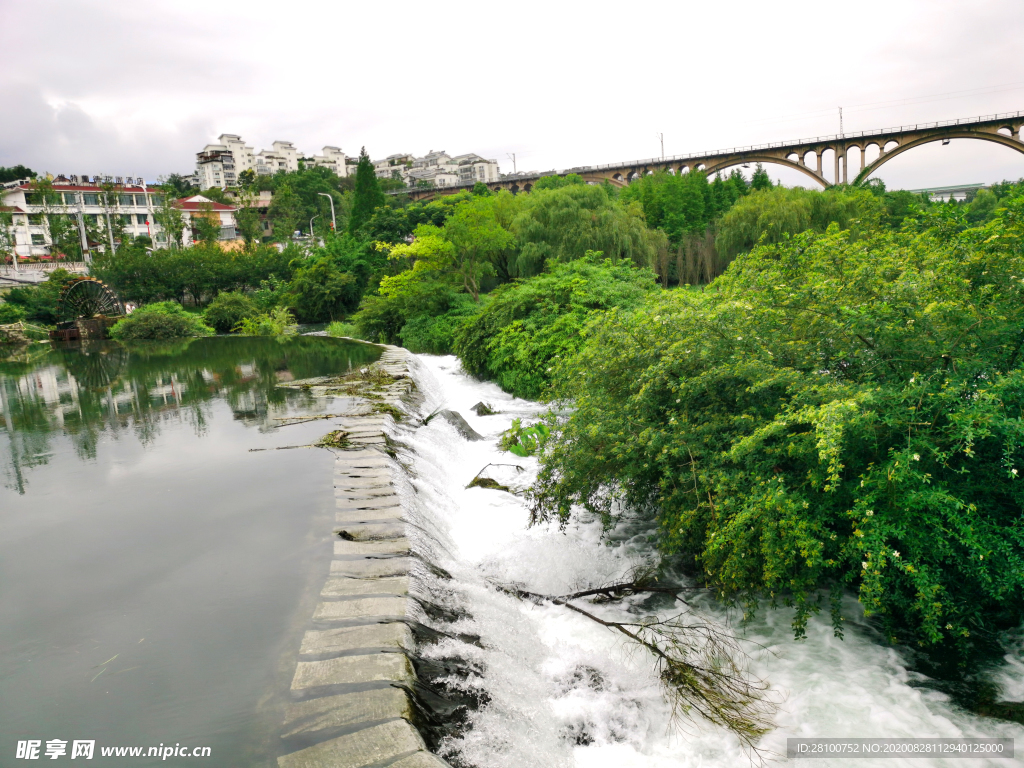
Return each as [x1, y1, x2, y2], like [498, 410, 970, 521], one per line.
[0, 336, 380, 766]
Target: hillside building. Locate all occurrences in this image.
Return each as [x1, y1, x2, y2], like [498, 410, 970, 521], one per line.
[1, 176, 238, 260]
[196, 134, 350, 188]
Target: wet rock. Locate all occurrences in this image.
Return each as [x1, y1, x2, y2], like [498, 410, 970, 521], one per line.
[470, 401, 497, 416]
[466, 463, 527, 495]
[436, 410, 484, 441]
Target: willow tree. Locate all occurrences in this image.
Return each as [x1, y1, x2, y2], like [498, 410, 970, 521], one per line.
[511, 184, 659, 276]
[715, 185, 882, 260]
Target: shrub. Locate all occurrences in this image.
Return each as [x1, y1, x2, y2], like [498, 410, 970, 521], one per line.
[455, 255, 659, 399]
[204, 291, 259, 334]
[109, 301, 215, 340]
[233, 306, 297, 337]
[532, 204, 1024, 658]
[326, 321, 360, 339]
[0, 302, 26, 324]
[3, 268, 77, 324]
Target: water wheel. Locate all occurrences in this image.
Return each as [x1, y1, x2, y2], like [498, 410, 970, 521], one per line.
[55, 278, 125, 325]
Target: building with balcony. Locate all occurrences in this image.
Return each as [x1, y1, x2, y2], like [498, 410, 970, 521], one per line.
[372, 150, 500, 189]
[197, 135, 351, 188]
[1, 176, 238, 259]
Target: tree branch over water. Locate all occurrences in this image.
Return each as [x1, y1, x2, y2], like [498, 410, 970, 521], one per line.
[494, 569, 778, 756]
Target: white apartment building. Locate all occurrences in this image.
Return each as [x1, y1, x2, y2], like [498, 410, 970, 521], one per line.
[1, 176, 238, 259]
[196, 135, 350, 188]
[374, 150, 500, 189]
[308, 146, 348, 176]
[374, 154, 415, 180]
[452, 153, 501, 184]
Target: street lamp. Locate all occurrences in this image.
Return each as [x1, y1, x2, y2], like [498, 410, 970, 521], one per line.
[310, 214, 319, 243]
[317, 193, 336, 233]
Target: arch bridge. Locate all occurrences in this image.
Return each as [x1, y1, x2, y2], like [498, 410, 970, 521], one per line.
[399, 111, 1024, 201]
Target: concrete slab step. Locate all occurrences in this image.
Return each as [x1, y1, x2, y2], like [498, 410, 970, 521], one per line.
[281, 687, 414, 738]
[390, 752, 452, 768]
[313, 597, 409, 622]
[333, 539, 409, 556]
[291, 654, 414, 690]
[336, 496, 404, 511]
[299, 623, 412, 654]
[335, 508, 406, 524]
[278, 719, 425, 768]
[333, 522, 406, 541]
[319, 576, 410, 599]
[330, 558, 411, 578]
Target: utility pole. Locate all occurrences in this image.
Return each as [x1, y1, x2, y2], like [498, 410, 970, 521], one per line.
[839, 107, 844, 138]
[317, 192, 336, 232]
[506, 153, 517, 174]
[656, 132, 664, 160]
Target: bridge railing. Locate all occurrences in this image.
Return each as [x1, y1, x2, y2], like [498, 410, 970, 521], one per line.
[387, 109, 1024, 194]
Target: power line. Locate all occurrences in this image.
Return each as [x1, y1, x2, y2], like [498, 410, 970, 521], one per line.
[743, 81, 1024, 129]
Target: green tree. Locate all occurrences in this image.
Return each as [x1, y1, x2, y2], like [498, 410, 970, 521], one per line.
[531, 201, 1024, 657]
[715, 185, 881, 259]
[0, 165, 36, 183]
[512, 183, 659, 275]
[158, 173, 197, 198]
[750, 163, 774, 191]
[454, 255, 659, 399]
[443, 197, 516, 300]
[348, 147, 386, 234]
[109, 301, 214, 340]
[190, 203, 222, 244]
[268, 182, 302, 242]
[287, 259, 358, 322]
[203, 291, 259, 333]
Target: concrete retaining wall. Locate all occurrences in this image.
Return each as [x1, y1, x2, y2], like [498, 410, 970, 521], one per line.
[278, 345, 452, 768]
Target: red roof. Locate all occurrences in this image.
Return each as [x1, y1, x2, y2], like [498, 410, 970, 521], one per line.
[16, 183, 161, 193]
[0, 205, 26, 213]
[174, 196, 236, 211]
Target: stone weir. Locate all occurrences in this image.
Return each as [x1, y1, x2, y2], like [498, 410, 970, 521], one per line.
[276, 345, 453, 768]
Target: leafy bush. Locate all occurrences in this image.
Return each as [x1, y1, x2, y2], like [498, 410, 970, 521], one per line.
[532, 204, 1024, 658]
[2, 269, 77, 324]
[455, 255, 659, 399]
[715, 186, 881, 259]
[499, 419, 550, 457]
[109, 301, 215, 340]
[233, 306, 297, 337]
[203, 291, 259, 334]
[0, 302, 26, 324]
[326, 321, 359, 339]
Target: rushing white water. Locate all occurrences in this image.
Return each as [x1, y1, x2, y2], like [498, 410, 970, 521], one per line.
[396, 354, 1024, 768]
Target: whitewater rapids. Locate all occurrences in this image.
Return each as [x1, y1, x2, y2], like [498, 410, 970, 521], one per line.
[398, 354, 1024, 768]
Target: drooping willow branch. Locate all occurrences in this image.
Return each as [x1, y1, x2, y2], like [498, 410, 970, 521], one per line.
[494, 570, 778, 757]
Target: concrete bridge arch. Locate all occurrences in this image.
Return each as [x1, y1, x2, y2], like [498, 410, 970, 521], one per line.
[855, 130, 1024, 184]
[703, 155, 830, 188]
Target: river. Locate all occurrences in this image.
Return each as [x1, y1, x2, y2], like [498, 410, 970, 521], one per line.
[402, 354, 1024, 768]
[0, 336, 380, 766]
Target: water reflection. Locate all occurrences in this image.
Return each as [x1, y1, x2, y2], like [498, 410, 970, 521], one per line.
[0, 336, 381, 493]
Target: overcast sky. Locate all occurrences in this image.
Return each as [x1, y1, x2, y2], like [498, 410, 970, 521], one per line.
[3, 0, 1024, 190]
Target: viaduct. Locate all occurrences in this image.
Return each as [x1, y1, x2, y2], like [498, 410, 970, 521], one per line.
[398, 111, 1024, 201]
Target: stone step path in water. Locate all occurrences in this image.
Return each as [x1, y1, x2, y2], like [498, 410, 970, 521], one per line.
[278, 345, 451, 768]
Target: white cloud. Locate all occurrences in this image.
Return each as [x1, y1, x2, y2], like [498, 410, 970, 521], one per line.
[3, 0, 1024, 187]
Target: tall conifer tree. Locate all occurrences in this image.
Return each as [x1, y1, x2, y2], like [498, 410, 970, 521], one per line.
[349, 147, 386, 234]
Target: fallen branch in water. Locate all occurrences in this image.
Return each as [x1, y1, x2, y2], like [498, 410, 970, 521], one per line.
[495, 568, 777, 760]
[272, 412, 365, 428]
